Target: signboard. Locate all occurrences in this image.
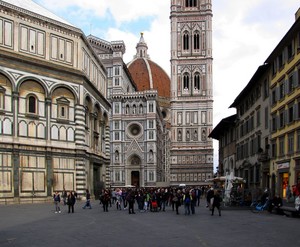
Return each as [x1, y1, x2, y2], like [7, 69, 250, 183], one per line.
[277, 162, 289, 170]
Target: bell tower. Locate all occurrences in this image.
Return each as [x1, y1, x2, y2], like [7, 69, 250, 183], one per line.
[170, 0, 213, 185]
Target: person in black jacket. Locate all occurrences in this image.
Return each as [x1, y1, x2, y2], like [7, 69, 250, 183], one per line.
[126, 190, 136, 214]
[67, 191, 76, 213]
[211, 190, 221, 216]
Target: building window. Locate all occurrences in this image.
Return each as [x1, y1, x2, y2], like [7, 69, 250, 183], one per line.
[149, 103, 154, 112]
[57, 97, 70, 120]
[256, 109, 260, 127]
[288, 104, 294, 123]
[271, 114, 277, 132]
[115, 103, 120, 114]
[27, 95, 38, 115]
[288, 133, 294, 154]
[114, 121, 119, 130]
[279, 137, 285, 156]
[114, 66, 120, 76]
[288, 73, 294, 93]
[279, 82, 285, 100]
[263, 79, 269, 99]
[264, 107, 268, 129]
[279, 110, 285, 128]
[149, 171, 154, 181]
[194, 73, 200, 90]
[149, 130, 154, 140]
[183, 73, 190, 90]
[271, 141, 277, 158]
[278, 53, 283, 68]
[271, 88, 277, 105]
[183, 33, 189, 50]
[114, 132, 120, 141]
[287, 42, 294, 60]
[186, 0, 197, 7]
[149, 120, 154, 128]
[194, 33, 200, 50]
[115, 77, 119, 86]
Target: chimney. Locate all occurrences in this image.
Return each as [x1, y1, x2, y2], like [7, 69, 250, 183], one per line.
[295, 8, 300, 21]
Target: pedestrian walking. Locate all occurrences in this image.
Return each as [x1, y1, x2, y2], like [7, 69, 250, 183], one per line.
[82, 189, 92, 209]
[101, 190, 110, 212]
[67, 191, 76, 213]
[183, 190, 191, 215]
[211, 190, 222, 216]
[53, 191, 61, 213]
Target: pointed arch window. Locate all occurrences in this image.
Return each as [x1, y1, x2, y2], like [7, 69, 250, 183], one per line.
[194, 33, 200, 50]
[194, 73, 200, 90]
[183, 73, 190, 90]
[183, 33, 189, 50]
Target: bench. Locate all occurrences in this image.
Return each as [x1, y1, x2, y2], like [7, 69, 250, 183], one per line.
[280, 206, 299, 217]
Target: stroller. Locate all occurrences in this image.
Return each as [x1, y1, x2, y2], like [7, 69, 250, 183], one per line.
[151, 200, 158, 212]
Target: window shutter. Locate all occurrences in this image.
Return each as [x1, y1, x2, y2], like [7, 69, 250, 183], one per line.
[293, 69, 300, 88]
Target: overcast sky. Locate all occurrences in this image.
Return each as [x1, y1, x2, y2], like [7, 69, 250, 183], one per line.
[33, 0, 300, 168]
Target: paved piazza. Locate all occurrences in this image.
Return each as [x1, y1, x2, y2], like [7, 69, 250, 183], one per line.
[0, 201, 299, 247]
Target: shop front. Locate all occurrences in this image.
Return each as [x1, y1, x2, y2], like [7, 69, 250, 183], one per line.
[277, 162, 290, 199]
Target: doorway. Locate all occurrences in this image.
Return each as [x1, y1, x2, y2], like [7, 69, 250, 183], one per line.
[131, 171, 140, 187]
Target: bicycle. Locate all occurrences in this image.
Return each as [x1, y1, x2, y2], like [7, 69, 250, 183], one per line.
[250, 199, 270, 213]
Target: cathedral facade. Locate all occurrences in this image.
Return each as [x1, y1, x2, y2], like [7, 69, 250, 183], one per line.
[88, 34, 170, 188]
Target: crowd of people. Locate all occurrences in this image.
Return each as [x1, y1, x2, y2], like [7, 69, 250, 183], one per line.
[53, 184, 300, 216]
[53, 186, 220, 216]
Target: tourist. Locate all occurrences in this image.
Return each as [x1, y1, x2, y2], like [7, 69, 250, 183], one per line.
[67, 191, 76, 213]
[82, 189, 92, 209]
[53, 191, 61, 213]
[101, 190, 110, 212]
[211, 190, 221, 216]
[183, 190, 192, 215]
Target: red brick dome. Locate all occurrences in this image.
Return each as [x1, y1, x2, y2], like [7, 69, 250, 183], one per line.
[127, 33, 170, 99]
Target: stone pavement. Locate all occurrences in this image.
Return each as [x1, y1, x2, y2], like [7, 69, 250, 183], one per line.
[0, 200, 299, 247]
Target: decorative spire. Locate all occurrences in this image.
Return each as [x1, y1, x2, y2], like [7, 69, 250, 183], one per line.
[135, 32, 150, 59]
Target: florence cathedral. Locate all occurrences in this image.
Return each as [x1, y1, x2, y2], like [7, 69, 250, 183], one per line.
[0, 0, 213, 203]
